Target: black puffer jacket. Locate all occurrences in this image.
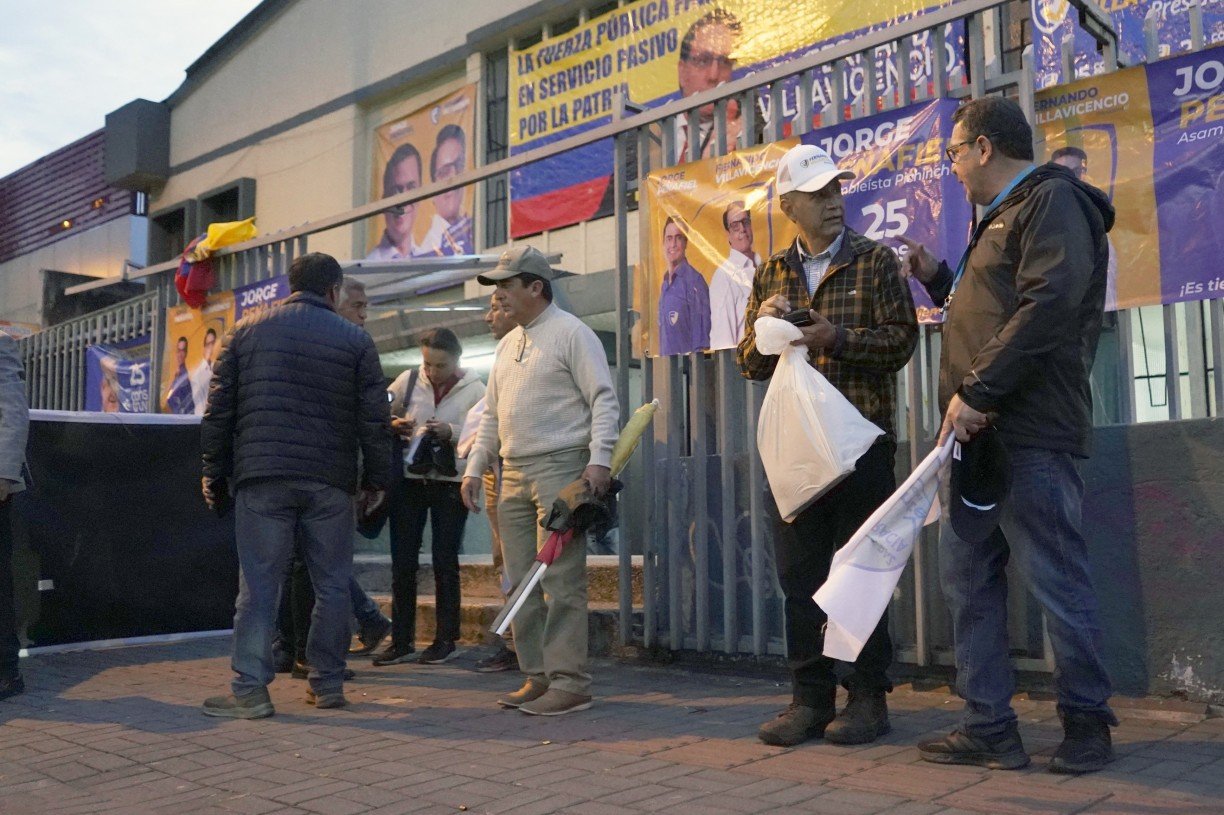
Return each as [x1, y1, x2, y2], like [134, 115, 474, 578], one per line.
[924, 163, 1115, 457]
[201, 291, 392, 493]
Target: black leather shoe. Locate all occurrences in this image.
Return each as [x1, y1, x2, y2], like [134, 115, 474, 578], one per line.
[824, 689, 891, 745]
[918, 723, 1030, 770]
[0, 674, 24, 701]
[1049, 710, 1114, 774]
[406, 431, 437, 475]
[349, 616, 392, 656]
[431, 437, 457, 477]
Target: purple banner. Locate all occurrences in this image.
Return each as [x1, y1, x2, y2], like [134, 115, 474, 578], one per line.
[1033, 0, 1224, 89]
[233, 275, 290, 322]
[800, 98, 971, 323]
[1148, 47, 1224, 303]
[84, 336, 152, 413]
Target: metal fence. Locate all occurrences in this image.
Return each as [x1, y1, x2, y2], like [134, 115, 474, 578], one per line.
[14, 0, 1221, 672]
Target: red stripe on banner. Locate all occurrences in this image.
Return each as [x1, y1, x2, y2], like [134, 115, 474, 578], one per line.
[511, 175, 610, 239]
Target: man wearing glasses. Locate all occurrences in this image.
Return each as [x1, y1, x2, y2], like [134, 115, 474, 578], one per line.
[674, 9, 744, 159]
[738, 144, 918, 748]
[708, 201, 760, 350]
[422, 125, 474, 256]
[901, 97, 1118, 774]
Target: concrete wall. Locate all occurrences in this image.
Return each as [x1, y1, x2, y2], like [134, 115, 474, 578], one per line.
[153, 0, 635, 279]
[0, 217, 141, 324]
[1083, 418, 1224, 703]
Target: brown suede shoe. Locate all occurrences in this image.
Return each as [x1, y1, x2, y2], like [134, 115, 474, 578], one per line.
[519, 688, 592, 716]
[497, 680, 549, 709]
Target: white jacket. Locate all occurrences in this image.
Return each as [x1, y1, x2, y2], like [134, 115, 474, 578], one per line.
[387, 366, 485, 482]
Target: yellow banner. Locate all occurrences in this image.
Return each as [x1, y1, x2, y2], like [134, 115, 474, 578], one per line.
[367, 85, 477, 259]
[160, 295, 233, 415]
[510, 0, 956, 148]
[1034, 66, 1158, 311]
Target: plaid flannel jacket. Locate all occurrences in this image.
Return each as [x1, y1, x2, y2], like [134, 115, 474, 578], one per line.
[736, 229, 918, 439]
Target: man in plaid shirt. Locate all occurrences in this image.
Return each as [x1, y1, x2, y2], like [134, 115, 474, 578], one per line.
[738, 144, 917, 748]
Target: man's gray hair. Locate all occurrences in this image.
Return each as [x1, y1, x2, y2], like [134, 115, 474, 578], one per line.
[338, 276, 366, 306]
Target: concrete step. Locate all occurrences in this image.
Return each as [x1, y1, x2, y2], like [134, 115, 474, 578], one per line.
[352, 556, 643, 606]
[363, 594, 639, 659]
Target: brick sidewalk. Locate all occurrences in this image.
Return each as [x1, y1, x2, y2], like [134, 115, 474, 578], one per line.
[1, 638, 1221, 815]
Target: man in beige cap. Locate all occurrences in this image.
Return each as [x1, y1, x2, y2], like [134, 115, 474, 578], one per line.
[461, 246, 619, 716]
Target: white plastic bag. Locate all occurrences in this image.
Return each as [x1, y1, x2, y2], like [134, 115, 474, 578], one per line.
[754, 316, 883, 522]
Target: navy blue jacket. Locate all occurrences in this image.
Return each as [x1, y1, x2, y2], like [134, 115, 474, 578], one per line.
[200, 291, 392, 493]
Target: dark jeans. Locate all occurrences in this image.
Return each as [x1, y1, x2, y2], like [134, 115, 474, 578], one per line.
[939, 444, 1116, 736]
[232, 479, 354, 696]
[773, 441, 897, 708]
[1, 499, 18, 679]
[388, 478, 467, 649]
[278, 552, 384, 661]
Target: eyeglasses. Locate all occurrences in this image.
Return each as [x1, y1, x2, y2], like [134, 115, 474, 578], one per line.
[727, 218, 751, 233]
[945, 133, 999, 163]
[682, 51, 734, 70]
[434, 158, 464, 180]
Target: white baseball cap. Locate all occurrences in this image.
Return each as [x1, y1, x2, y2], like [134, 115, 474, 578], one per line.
[775, 144, 855, 195]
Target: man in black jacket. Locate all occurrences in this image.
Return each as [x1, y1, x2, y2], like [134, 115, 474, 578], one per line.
[901, 97, 1117, 773]
[200, 253, 391, 717]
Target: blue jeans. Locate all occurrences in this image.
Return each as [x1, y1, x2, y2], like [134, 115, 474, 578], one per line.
[232, 479, 354, 696]
[939, 444, 1116, 736]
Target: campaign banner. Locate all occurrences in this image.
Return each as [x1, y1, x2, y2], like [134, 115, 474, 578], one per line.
[640, 98, 970, 356]
[366, 85, 477, 260]
[1032, 0, 1224, 89]
[1034, 45, 1224, 309]
[13, 412, 238, 646]
[84, 336, 152, 413]
[159, 275, 289, 414]
[509, 0, 967, 238]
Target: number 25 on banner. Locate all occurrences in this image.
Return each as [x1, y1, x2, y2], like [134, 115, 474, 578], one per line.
[862, 199, 910, 241]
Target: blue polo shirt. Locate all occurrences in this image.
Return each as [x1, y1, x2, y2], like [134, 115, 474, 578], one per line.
[659, 258, 711, 356]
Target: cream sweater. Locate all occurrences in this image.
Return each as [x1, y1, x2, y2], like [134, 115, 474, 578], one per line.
[464, 303, 619, 477]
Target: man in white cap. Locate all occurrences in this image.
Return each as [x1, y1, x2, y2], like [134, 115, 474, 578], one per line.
[461, 246, 619, 716]
[737, 144, 918, 747]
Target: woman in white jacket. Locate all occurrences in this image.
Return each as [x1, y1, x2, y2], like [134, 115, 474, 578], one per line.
[372, 328, 485, 666]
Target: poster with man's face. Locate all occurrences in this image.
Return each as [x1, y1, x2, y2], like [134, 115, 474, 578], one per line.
[366, 86, 477, 261]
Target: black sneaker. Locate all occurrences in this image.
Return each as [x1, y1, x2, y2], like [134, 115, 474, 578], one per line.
[371, 645, 416, 666]
[418, 640, 457, 664]
[474, 646, 518, 673]
[824, 689, 891, 745]
[349, 616, 392, 656]
[918, 724, 1030, 770]
[1049, 711, 1114, 774]
[0, 674, 24, 701]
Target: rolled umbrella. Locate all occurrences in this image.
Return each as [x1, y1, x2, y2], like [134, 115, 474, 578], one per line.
[491, 400, 659, 636]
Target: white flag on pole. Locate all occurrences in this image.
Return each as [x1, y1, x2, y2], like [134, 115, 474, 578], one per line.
[814, 439, 954, 661]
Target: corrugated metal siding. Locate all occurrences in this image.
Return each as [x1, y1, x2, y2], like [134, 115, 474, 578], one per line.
[0, 130, 133, 264]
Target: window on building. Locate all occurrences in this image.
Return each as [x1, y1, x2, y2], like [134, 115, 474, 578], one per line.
[484, 48, 510, 249]
[1000, 0, 1031, 74]
[198, 178, 256, 230]
[148, 200, 197, 264]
